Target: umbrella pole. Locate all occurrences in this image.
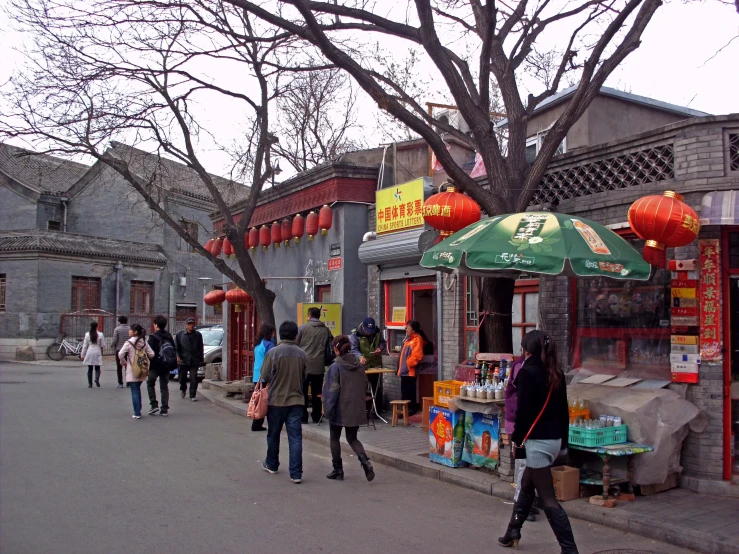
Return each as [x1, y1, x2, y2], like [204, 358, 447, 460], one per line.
[436, 271, 443, 381]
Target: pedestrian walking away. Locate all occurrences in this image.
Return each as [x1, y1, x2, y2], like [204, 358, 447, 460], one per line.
[261, 321, 307, 483]
[174, 317, 204, 401]
[349, 317, 386, 414]
[118, 324, 154, 420]
[499, 330, 578, 554]
[251, 323, 276, 432]
[147, 315, 177, 416]
[296, 307, 332, 423]
[111, 316, 129, 388]
[80, 321, 105, 388]
[322, 335, 375, 482]
[396, 320, 427, 416]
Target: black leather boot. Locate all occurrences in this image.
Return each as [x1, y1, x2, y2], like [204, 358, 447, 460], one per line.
[544, 506, 579, 554]
[358, 453, 375, 482]
[326, 460, 344, 480]
[498, 490, 535, 549]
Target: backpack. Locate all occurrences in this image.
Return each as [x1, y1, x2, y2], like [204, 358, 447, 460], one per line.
[323, 329, 336, 366]
[130, 339, 150, 378]
[157, 336, 178, 370]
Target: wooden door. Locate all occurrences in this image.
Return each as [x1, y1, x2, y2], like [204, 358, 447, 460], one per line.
[227, 298, 257, 381]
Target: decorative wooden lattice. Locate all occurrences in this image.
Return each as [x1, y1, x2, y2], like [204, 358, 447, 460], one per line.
[533, 144, 674, 205]
[729, 133, 739, 172]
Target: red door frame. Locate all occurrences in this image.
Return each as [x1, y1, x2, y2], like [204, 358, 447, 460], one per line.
[227, 299, 257, 381]
[722, 227, 739, 480]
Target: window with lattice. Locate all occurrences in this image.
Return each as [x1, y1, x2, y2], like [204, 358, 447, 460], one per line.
[729, 133, 739, 172]
[130, 280, 154, 314]
[71, 277, 101, 311]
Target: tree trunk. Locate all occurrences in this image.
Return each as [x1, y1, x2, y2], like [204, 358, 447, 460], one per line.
[479, 277, 515, 354]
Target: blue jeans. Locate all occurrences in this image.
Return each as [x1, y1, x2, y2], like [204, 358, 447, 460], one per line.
[129, 382, 142, 416]
[265, 405, 303, 479]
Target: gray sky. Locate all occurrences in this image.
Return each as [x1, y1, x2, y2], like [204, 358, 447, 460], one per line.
[0, 0, 736, 178]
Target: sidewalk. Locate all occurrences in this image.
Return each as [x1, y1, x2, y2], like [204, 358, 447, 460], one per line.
[205, 382, 739, 554]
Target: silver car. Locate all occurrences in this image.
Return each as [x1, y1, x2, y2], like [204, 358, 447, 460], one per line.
[198, 325, 224, 379]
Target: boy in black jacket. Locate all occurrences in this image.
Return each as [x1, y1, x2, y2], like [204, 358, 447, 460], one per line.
[147, 315, 176, 416]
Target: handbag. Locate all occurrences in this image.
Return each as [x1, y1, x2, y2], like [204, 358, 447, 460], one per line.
[247, 379, 269, 420]
[512, 386, 553, 460]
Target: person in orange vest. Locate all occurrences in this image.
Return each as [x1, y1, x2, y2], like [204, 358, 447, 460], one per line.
[396, 320, 427, 416]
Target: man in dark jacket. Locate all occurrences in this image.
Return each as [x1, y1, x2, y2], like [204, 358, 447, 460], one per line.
[147, 315, 175, 416]
[261, 321, 307, 484]
[296, 307, 331, 423]
[111, 316, 129, 388]
[175, 318, 204, 401]
[349, 317, 386, 414]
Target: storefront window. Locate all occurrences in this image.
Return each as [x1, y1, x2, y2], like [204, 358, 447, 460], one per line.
[574, 268, 671, 378]
[386, 280, 407, 325]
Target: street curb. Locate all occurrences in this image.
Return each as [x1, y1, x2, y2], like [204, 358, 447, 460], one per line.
[199, 386, 738, 554]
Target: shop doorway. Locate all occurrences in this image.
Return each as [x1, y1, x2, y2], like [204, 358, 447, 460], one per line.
[227, 299, 257, 381]
[315, 285, 331, 303]
[411, 287, 437, 352]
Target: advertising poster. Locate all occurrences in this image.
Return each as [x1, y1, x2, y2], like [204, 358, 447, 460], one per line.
[376, 178, 425, 235]
[462, 412, 499, 469]
[297, 303, 342, 334]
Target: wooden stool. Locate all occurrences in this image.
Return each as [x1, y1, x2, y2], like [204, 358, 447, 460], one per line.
[390, 400, 411, 427]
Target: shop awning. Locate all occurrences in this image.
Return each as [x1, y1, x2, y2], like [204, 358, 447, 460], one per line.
[700, 190, 739, 225]
[358, 228, 425, 267]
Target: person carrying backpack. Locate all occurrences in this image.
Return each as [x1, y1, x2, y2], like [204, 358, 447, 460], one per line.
[118, 324, 154, 420]
[147, 315, 177, 416]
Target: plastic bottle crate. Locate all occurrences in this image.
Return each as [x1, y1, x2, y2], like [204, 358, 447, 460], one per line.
[433, 380, 464, 408]
[568, 424, 628, 447]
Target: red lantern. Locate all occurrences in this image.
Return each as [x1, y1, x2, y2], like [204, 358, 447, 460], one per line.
[211, 237, 223, 257]
[628, 190, 700, 268]
[204, 289, 226, 306]
[204, 238, 214, 255]
[292, 214, 305, 244]
[225, 288, 251, 312]
[422, 186, 481, 237]
[223, 237, 234, 258]
[318, 205, 333, 236]
[248, 227, 259, 251]
[281, 218, 292, 246]
[259, 225, 271, 251]
[271, 221, 282, 248]
[306, 211, 319, 241]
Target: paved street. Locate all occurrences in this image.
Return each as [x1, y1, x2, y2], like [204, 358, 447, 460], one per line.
[0, 361, 694, 554]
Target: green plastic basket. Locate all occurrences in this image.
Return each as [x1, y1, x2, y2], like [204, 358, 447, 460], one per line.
[568, 424, 628, 447]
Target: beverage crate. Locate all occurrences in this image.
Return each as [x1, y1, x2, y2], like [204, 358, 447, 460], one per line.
[433, 380, 464, 408]
[568, 408, 590, 423]
[568, 425, 628, 447]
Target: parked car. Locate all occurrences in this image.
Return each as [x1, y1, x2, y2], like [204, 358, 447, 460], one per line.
[169, 325, 224, 382]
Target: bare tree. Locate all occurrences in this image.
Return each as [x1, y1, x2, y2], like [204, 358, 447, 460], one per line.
[224, 0, 665, 352]
[275, 68, 363, 172]
[1, 0, 333, 326]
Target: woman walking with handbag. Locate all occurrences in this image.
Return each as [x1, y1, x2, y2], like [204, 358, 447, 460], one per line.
[80, 321, 105, 388]
[498, 330, 577, 554]
[322, 335, 375, 482]
[118, 324, 154, 420]
[251, 323, 276, 432]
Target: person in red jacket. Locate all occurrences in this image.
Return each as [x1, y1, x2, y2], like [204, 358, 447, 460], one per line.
[396, 320, 427, 415]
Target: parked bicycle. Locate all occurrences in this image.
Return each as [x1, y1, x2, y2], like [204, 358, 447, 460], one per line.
[46, 336, 83, 361]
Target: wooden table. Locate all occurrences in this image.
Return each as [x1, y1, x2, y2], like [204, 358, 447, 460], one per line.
[365, 368, 396, 424]
[569, 442, 654, 499]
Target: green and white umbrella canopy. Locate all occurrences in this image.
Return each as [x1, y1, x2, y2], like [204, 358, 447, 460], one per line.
[420, 212, 651, 280]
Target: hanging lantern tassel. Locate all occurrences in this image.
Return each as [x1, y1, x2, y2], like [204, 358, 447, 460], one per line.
[306, 211, 319, 241]
[643, 240, 666, 268]
[319, 205, 332, 236]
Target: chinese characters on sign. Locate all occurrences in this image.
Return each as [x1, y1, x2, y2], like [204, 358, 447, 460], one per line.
[376, 178, 425, 235]
[699, 240, 722, 361]
[327, 257, 342, 271]
[670, 260, 700, 383]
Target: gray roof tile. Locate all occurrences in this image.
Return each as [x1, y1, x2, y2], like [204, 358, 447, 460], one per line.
[0, 143, 90, 195]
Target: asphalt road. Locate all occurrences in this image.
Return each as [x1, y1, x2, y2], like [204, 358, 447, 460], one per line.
[0, 361, 692, 554]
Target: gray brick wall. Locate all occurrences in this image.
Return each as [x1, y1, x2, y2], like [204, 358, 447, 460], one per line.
[538, 276, 572, 370]
[0, 187, 38, 231]
[441, 274, 464, 380]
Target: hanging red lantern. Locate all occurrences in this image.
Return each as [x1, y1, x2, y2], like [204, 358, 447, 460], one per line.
[204, 238, 214, 255]
[225, 288, 251, 312]
[292, 214, 305, 244]
[248, 227, 259, 251]
[318, 205, 333, 236]
[211, 237, 223, 257]
[223, 237, 234, 258]
[281, 218, 292, 246]
[259, 225, 271, 251]
[422, 186, 481, 237]
[306, 211, 319, 241]
[628, 190, 700, 268]
[271, 221, 282, 248]
[204, 289, 226, 306]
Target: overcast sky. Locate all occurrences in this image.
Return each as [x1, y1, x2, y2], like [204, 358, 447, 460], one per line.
[0, 0, 737, 179]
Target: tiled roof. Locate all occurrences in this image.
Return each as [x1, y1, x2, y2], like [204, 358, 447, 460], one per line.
[0, 143, 90, 195]
[108, 142, 251, 205]
[0, 230, 168, 264]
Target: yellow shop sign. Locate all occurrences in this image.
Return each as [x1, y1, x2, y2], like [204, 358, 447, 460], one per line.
[297, 303, 342, 335]
[376, 178, 425, 234]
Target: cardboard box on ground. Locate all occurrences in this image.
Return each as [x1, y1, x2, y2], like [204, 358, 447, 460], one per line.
[551, 466, 580, 501]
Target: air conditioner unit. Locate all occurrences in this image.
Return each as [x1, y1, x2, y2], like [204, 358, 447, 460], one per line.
[434, 109, 470, 134]
[179, 276, 187, 287]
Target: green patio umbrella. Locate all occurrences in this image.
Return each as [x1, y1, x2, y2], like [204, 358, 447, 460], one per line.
[420, 212, 651, 280]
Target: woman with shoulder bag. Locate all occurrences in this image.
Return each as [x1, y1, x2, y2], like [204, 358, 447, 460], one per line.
[118, 324, 154, 420]
[498, 330, 577, 554]
[251, 323, 276, 432]
[322, 335, 375, 482]
[81, 321, 105, 388]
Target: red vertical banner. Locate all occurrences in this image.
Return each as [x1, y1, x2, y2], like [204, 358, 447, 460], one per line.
[698, 239, 722, 361]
